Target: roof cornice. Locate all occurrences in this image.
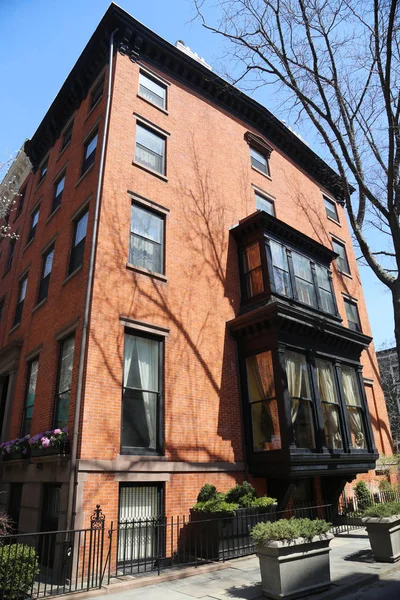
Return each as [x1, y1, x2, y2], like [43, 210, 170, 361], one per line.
[24, 3, 348, 200]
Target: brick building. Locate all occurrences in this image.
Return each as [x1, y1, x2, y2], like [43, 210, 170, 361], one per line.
[0, 3, 393, 535]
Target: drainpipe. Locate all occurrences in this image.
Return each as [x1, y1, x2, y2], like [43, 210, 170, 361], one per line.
[66, 28, 118, 531]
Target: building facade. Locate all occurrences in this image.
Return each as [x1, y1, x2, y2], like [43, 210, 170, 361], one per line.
[376, 347, 400, 454]
[0, 4, 393, 534]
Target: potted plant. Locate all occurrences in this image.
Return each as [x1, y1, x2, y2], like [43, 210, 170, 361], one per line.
[362, 501, 400, 562]
[250, 518, 333, 599]
[189, 482, 276, 560]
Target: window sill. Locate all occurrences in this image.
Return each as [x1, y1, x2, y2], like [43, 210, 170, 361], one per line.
[22, 237, 35, 253]
[327, 215, 341, 227]
[62, 264, 83, 286]
[251, 165, 272, 181]
[85, 97, 103, 121]
[75, 163, 95, 188]
[132, 160, 168, 182]
[338, 270, 352, 280]
[126, 263, 167, 282]
[56, 141, 71, 162]
[8, 322, 21, 335]
[46, 204, 62, 225]
[137, 93, 169, 115]
[120, 448, 163, 456]
[32, 298, 47, 314]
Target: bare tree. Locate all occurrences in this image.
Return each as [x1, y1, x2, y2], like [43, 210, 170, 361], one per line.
[195, 0, 400, 361]
[0, 155, 20, 239]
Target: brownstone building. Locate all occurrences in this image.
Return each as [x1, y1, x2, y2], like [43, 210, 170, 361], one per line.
[0, 4, 393, 534]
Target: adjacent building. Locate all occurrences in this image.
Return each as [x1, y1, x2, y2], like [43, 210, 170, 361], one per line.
[376, 347, 400, 454]
[0, 3, 393, 535]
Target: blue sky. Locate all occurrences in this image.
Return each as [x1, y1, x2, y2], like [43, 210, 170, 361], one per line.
[0, 0, 393, 348]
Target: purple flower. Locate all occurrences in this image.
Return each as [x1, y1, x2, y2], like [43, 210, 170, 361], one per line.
[41, 437, 50, 448]
[62, 427, 68, 433]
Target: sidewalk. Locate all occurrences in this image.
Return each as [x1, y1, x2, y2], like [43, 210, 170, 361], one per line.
[83, 530, 400, 600]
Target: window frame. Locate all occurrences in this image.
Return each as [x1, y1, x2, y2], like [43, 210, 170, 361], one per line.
[68, 209, 89, 275]
[89, 77, 104, 112]
[14, 273, 28, 326]
[134, 122, 167, 177]
[250, 146, 270, 176]
[16, 187, 26, 218]
[255, 191, 275, 216]
[51, 173, 66, 215]
[121, 330, 164, 456]
[37, 245, 55, 304]
[81, 130, 98, 176]
[138, 70, 167, 111]
[27, 205, 40, 244]
[129, 202, 165, 276]
[20, 357, 39, 437]
[324, 196, 339, 223]
[53, 335, 75, 430]
[332, 238, 351, 275]
[61, 121, 73, 152]
[38, 159, 48, 184]
[344, 297, 362, 332]
[5, 238, 16, 273]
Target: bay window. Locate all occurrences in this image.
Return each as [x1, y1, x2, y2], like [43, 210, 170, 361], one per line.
[285, 351, 316, 449]
[341, 365, 367, 449]
[246, 351, 281, 451]
[292, 252, 317, 307]
[315, 359, 343, 449]
[269, 240, 291, 297]
[122, 332, 162, 454]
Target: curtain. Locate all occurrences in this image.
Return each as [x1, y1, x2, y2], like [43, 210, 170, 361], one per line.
[247, 355, 274, 443]
[342, 366, 365, 448]
[316, 360, 342, 448]
[286, 351, 303, 423]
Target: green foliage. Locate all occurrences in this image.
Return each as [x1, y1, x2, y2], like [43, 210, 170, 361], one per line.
[250, 518, 330, 545]
[0, 544, 39, 600]
[363, 502, 400, 518]
[192, 499, 238, 516]
[197, 484, 218, 503]
[225, 481, 257, 504]
[378, 480, 393, 493]
[354, 481, 373, 511]
[251, 497, 277, 512]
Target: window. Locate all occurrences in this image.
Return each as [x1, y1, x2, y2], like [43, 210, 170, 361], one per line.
[135, 123, 166, 175]
[27, 207, 40, 243]
[130, 204, 164, 274]
[37, 246, 54, 303]
[341, 365, 367, 449]
[14, 275, 28, 326]
[89, 78, 104, 111]
[266, 239, 336, 315]
[51, 174, 65, 214]
[344, 298, 361, 332]
[0, 298, 4, 323]
[82, 131, 98, 175]
[61, 122, 73, 151]
[324, 196, 339, 222]
[250, 147, 269, 175]
[54, 336, 75, 429]
[332, 239, 350, 275]
[246, 351, 281, 451]
[315, 359, 343, 449]
[122, 332, 162, 453]
[255, 192, 274, 215]
[8, 484, 23, 533]
[5, 239, 15, 272]
[21, 358, 38, 436]
[285, 351, 316, 449]
[68, 210, 88, 274]
[38, 160, 48, 183]
[139, 71, 167, 109]
[244, 243, 264, 298]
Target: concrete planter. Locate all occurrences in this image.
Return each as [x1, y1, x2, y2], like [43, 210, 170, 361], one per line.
[255, 534, 333, 599]
[362, 514, 400, 562]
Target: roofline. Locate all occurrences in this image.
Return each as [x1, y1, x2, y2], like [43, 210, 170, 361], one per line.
[24, 3, 350, 201]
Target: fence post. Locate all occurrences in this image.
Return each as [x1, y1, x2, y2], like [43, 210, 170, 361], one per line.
[89, 505, 105, 590]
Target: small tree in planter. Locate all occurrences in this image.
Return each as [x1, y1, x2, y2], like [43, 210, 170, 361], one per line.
[354, 480, 373, 511]
[362, 502, 400, 563]
[251, 518, 333, 599]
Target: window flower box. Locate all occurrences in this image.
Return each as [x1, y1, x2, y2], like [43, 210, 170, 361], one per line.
[30, 440, 69, 458]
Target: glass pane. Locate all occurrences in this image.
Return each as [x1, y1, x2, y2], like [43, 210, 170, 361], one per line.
[316, 359, 338, 404]
[28, 359, 39, 400]
[19, 277, 28, 302]
[32, 209, 39, 228]
[286, 351, 312, 399]
[296, 278, 317, 307]
[292, 252, 313, 283]
[269, 240, 287, 270]
[131, 205, 163, 243]
[55, 392, 70, 429]
[122, 388, 157, 450]
[251, 400, 281, 451]
[136, 124, 165, 156]
[315, 265, 330, 291]
[124, 334, 159, 392]
[43, 249, 54, 278]
[135, 144, 164, 173]
[324, 197, 338, 220]
[85, 133, 98, 159]
[130, 234, 162, 273]
[250, 147, 268, 173]
[255, 193, 274, 215]
[273, 266, 291, 296]
[246, 351, 275, 401]
[139, 73, 166, 108]
[333, 240, 350, 274]
[75, 212, 88, 246]
[321, 403, 343, 449]
[291, 399, 316, 449]
[319, 288, 335, 314]
[58, 337, 75, 394]
[55, 176, 65, 197]
[341, 366, 362, 407]
[244, 243, 261, 272]
[345, 301, 360, 329]
[347, 406, 367, 448]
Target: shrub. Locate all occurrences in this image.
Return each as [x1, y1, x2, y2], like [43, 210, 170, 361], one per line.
[197, 484, 218, 503]
[354, 481, 373, 511]
[225, 481, 256, 504]
[251, 518, 330, 545]
[251, 497, 277, 512]
[0, 544, 39, 600]
[378, 480, 393, 494]
[363, 501, 400, 518]
[192, 499, 238, 516]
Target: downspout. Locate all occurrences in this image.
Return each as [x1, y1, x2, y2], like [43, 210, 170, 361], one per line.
[66, 28, 118, 531]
